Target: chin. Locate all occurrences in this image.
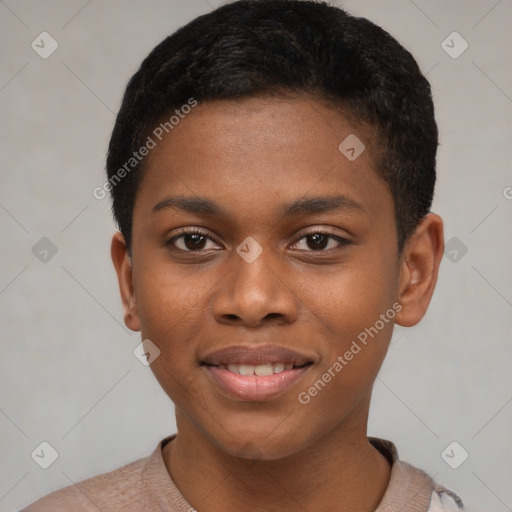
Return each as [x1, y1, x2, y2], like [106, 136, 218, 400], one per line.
[207, 422, 315, 462]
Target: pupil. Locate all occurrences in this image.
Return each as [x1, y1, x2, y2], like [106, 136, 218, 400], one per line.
[185, 234, 206, 250]
[308, 233, 328, 250]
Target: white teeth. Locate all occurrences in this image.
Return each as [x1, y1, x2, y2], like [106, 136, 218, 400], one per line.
[238, 364, 255, 376]
[223, 362, 295, 376]
[273, 363, 285, 374]
[255, 363, 273, 376]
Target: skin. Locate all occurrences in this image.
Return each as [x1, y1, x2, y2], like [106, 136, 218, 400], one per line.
[111, 96, 444, 511]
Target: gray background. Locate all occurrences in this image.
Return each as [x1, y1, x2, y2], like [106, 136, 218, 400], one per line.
[1, 0, 511, 510]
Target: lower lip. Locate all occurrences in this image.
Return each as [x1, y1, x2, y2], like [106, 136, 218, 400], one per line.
[204, 365, 312, 401]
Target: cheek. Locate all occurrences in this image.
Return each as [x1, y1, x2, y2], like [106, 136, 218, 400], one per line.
[132, 261, 212, 361]
[135, 274, 209, 405]
[301, 254, 399, 343]
[293, 255, 399, 400]
[134, 251, 205, 321]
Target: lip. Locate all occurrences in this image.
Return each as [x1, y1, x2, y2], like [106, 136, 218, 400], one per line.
[202, 345, 314, 366]
[202, 345, 314, 401]
[204, 364, 312, 401]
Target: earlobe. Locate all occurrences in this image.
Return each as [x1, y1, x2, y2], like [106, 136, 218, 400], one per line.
[111, 232, 141, 332]
[395, 213, 444, 327]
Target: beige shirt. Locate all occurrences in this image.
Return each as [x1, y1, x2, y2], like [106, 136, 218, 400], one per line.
[22, 436, 463, 511]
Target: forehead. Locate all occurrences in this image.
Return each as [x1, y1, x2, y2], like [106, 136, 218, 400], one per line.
[136, 96, 391, 223]
[148, 95, 372, 168]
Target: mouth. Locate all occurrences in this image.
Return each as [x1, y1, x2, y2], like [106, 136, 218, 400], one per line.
[207, 361, 312, 376]
[201, 345, 314, 401]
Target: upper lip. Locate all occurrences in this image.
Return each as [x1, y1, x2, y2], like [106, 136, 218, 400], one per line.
[202, 345, 314, 366]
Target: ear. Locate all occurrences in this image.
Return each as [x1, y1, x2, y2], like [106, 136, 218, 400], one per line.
[111, 232, 141, 331]
[395, 213, 444, 327]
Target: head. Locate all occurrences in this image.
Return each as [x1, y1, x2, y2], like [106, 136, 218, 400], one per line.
[109, 0, 443, 459]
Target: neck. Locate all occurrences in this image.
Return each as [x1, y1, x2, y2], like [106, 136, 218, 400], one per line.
[163, 404, 390, 512]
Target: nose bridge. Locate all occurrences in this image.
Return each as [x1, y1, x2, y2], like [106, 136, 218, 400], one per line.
[212, 242, 299, 326]
[234, 249, 278, 301]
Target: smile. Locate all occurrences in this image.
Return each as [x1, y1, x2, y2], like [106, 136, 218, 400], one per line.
[201, 344, 315, 401]
[204, 364, 312, 401]
[216, 362, 308, 376]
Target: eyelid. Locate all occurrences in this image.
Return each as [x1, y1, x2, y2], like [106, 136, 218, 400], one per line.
[297, 226, 350, 238]
[170, 226, 213, 238]
[166, 226, 352, 252]
[290, 227, 352, 250]
[167, 227, 222, 250]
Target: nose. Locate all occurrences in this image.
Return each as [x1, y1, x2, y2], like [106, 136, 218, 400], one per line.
[212, 249, 300, 328]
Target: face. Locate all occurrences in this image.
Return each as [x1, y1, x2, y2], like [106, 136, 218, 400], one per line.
[114, 96, 408, 460]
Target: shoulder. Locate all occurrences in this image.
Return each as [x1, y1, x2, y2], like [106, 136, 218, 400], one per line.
[369, 438, 464, 512]
[391, 459, 465, 511]
[428, 482, 465, 511]
[21, 456, 149, 511]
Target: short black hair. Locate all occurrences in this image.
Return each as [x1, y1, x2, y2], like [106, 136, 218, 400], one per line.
[106, 0, 438, 252]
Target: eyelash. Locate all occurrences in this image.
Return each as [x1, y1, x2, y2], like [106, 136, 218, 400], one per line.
[167, 228, 351, 253]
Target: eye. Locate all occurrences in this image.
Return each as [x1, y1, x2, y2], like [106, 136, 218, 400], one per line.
[167, 228, 220, 252]
[291, 230, 351, 252]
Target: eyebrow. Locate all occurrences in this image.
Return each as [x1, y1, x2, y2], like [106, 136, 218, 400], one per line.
[152, 194, 366, 218]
